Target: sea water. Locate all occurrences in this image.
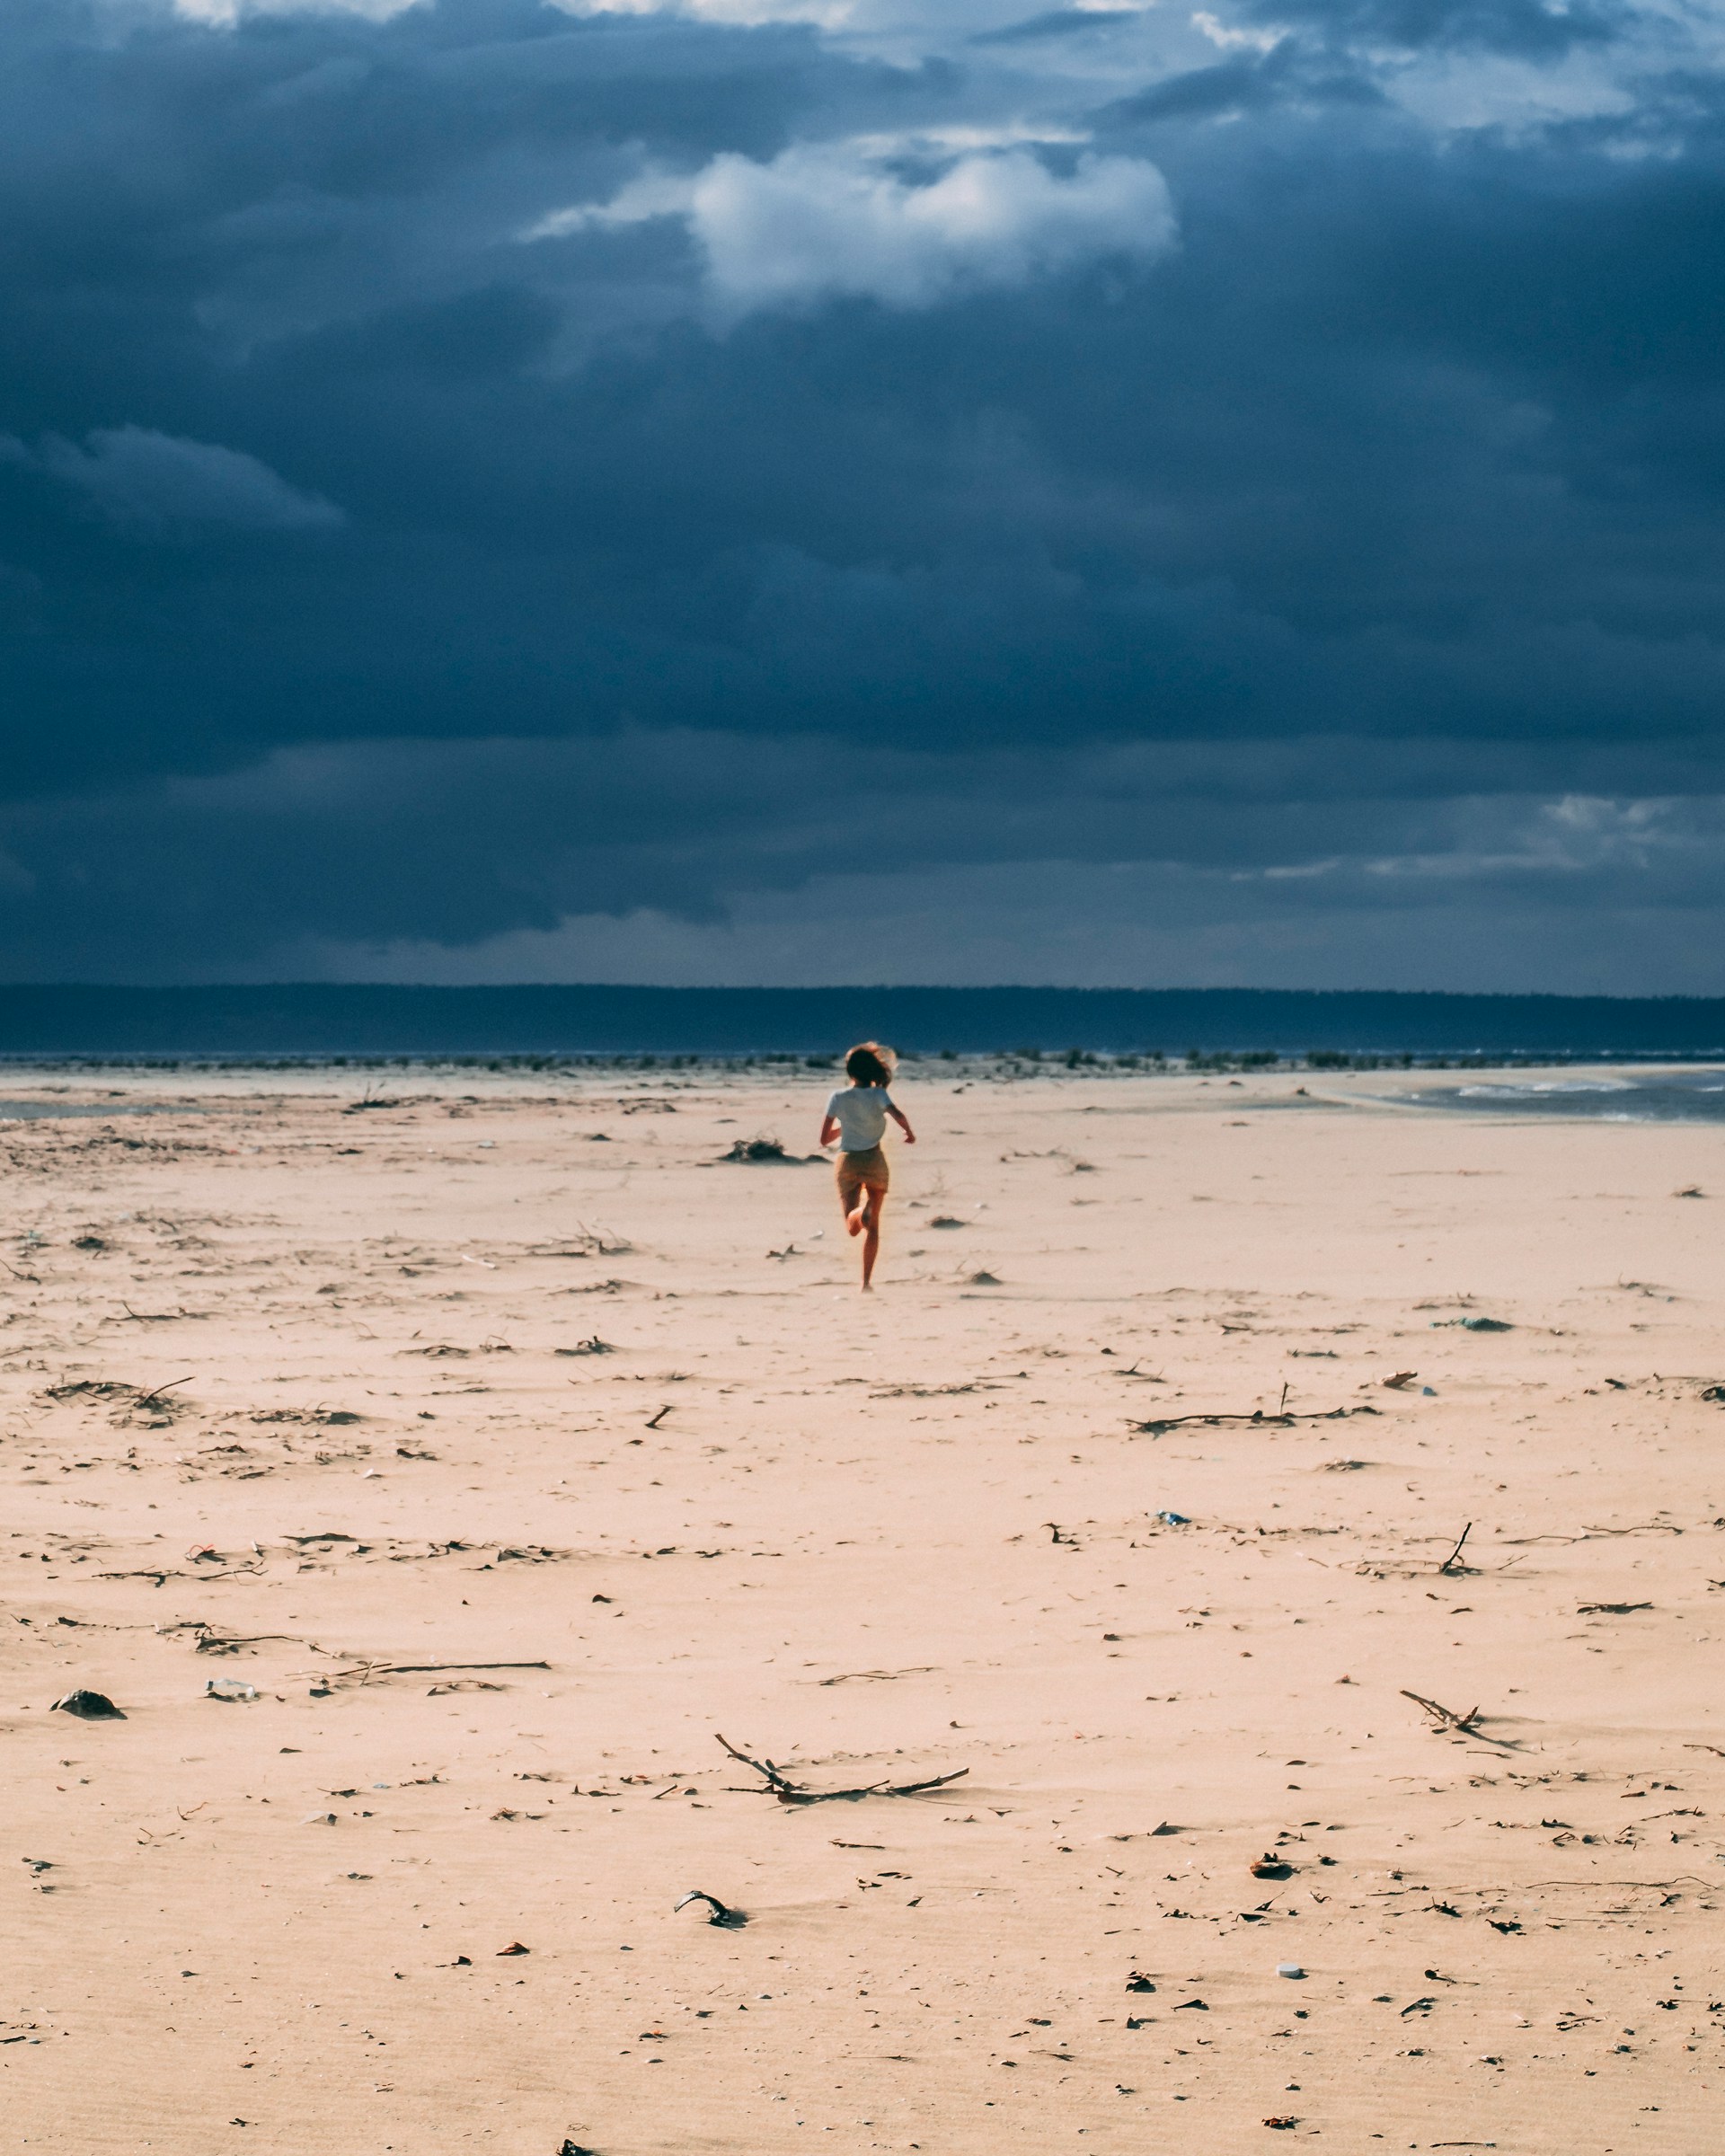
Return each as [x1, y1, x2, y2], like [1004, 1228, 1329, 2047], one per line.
[1403, 1070, 1725, 1122]
[0, 1099, 172, 1121]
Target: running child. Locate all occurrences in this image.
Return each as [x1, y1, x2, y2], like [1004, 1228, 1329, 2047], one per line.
[818, 1041, 916, 1291]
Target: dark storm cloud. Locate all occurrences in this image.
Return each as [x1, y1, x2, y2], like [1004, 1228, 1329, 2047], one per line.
[0, 0, 1723, 984]
[969, 10, 1149, 47]
[1234, 0, 1622, 57]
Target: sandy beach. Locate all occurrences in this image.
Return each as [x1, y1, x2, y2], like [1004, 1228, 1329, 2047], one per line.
[2, 1059, 1722, 2154]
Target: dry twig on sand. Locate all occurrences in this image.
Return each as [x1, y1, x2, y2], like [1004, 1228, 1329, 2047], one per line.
[1402, 1687, 1478, 1731]
[136, 1375, 196, 1411]
[314, 1658, 550, 1688]
[1128, 1405, 1376, 1436]
[367, 1659, 550, 1675]
[715, 1732, 968, 1806]
[1401, 1688, 1513, 1747]
[1438, 1523, 1473, 1574]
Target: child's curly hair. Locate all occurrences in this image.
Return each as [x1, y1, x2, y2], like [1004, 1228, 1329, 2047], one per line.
[845, 1040, 896, 1087]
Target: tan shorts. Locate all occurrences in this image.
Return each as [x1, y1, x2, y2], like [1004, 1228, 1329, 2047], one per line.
[836, 1146, 889, 1198]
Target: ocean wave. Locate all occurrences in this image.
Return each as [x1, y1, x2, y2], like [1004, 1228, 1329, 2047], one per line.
[1455, 1080, 1633, 1098]
[1410, 1068, 1725, 1122]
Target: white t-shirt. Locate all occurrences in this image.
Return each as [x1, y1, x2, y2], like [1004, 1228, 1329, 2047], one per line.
[827, 1085, 894, 1153]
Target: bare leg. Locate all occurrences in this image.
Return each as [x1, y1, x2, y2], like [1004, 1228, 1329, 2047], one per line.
[839, 1176, 866, 1236]
[860, 1186, 886, 1290]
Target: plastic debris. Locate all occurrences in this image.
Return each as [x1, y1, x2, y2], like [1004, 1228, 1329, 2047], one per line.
[204, 1678, 258, 1702]
[51, 1689, 125, 1720]
[1277, 1963, 1305, 1979]
[301, 1811, 338, 1825]
[674, 1888, 747, 1929]
[1155, 1509, 1190, 1526]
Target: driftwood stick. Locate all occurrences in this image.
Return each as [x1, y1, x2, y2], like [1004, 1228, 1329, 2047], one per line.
[316, 1658, 552, 1686]
[767, 1767, 971, 1806]
[1438, 1523, 1473, 1574]
[370, 1659, 550, 1675]
[713, 1734, 969, 1805]
[136, 1375, 196, 1409]
[190, 1630, 317, 1654]
[1128, 1406, 1375, 1436]
[873, 1768, 970, 1798]
[715, 1731, 799, 1794]
[1402, 1688, 1482, 1734]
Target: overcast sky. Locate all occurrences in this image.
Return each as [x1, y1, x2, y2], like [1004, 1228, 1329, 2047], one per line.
[2, 0, 1723, 991]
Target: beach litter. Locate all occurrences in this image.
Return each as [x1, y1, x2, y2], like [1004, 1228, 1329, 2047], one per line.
[1277, 1963, 1305, 1979]
[51, 1689, 125, 1720]
[204, 1678, 258, 1702]
[674, 1889, 748, 1928]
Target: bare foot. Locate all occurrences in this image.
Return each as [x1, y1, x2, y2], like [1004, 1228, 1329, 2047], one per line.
[846, 1206, 865, 1237]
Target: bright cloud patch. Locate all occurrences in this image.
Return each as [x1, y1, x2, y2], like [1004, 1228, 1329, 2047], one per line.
[556, 142, 1176, 312]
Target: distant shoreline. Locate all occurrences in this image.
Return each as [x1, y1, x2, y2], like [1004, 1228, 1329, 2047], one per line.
[3, 982, 1725, 1060]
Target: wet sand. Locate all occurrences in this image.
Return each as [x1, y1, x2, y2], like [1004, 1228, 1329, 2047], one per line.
[2, 1060, 1722, 2152]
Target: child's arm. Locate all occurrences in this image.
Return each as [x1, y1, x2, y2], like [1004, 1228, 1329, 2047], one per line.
[887, 1100, 916, 1145]
[819, 1113, 842, 1149]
